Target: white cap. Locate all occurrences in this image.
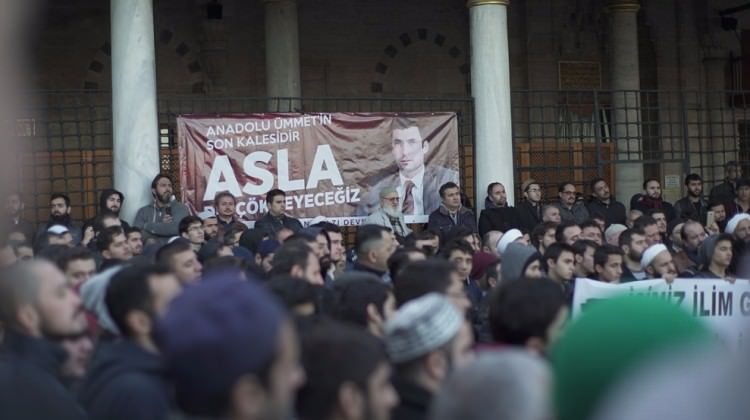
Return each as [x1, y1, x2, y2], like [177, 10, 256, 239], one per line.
[47, 224, 69, 235]
[496, 229, 523, 255]
[604, 224, 627, 242]
[640, 244, 669, 269]
[385, 293, 463, 364]
[197, 209, 216, 220]
[167, 236, 181, 244]
[725, 213, 750, 234]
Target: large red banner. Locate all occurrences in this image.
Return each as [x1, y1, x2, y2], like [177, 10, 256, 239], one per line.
[177, 112, 459, 225]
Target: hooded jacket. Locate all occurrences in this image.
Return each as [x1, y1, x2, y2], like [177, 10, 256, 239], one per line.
[0, 330, 86, 420]
[500, 243, 541, 283]
[79, 339, 171, 420]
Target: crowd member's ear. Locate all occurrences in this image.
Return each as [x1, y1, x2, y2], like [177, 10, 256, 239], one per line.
[338, 382, 365, 420]
[230, 374, 268, 419]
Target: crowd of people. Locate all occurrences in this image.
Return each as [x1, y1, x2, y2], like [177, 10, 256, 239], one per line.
[2, 163, 750, 419]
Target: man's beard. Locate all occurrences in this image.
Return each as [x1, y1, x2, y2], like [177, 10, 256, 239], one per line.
[383, 206, 402, 219]
[319, 256, 332, 275]
[628, 249, 643, 263]
[157, 192, 172, 205]
[688, 189, 702, 198]
[108, 206, 121, 215]
[50, 213, 71, 225]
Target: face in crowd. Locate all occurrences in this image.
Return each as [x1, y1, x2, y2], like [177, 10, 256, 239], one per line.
[489, 183, 507, 207]
[644, 180, 662, 200]
[559, 184, 576, 207]
[105, 193, 121, 214]
[153, 177, 173, 205]
[525, 184, 542, 204]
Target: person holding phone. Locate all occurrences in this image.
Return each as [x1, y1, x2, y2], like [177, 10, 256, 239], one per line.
[133, 173, 190, 243]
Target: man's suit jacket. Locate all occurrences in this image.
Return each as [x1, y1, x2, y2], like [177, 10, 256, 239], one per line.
[357, 165, 459, 217]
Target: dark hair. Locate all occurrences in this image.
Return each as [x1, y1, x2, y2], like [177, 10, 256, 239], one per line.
[555, 221, 579, 243]
[156, 239, 193, 268]
[488, 277, 566, 345]
[589, 177, 606, 194]
[543, 243, 575, 265]
[285, 232, 317, 248]
[58, 246, 95, 272]
[531, 222, 558, 249]
[440, 239, 474, 260]
[213, 191, 236, 207]
[642, 178, 660, 190]
[726, 161, 739, 169]
[393, 260, 456, 307]
[439, 182, 460, 199]
[684, 173, 702, 185]
[50, 193, 71, 207]
[486, 182, 502, 196]
[269, 243, 313, 278]
[202, 256, 265, 281]
[594, 244, 624, 268]
[331, 273, 391, 328]
[96, 226, 125, 252]
[579, 220, 601, 232]
[645, 208, 666, 218]
[618, 227, 645, 248]
[93, 211, 121, 233]
[633, 215, 657, 230]
[265, 189, 286, 204]
[36, 244, 74, 269]
[179, 216, 203, 235]
[125, 226, 142, 236]
[387, 247, 425, 280]
[267, 275, 318, 311]
[222, 224, 247, 246]
[571, 239, 598, 256]
[708, 199, 725, 210]
[444, 226, 475, 245]
[355, 224, 390, 256]
[297, 320, 388, 420]
[106, 264, 172, 337]
[404, 229, 438, 246]
[558, 182, 575, 193]
[238, 228, 269, 254]
[150, 173, 173, 190]
[314, 221, 342, 236]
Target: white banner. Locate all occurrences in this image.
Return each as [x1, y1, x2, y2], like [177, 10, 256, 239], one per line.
[572, 278, 750, 351]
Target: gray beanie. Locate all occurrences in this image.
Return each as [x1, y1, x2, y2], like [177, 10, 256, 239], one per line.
[500, 243, 541, 283]
[700, 235, 717, 267]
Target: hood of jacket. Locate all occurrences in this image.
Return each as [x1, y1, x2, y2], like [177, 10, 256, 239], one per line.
[79, 339, 164, 407]
[80, 266, 124, 335]
[500, 243, 541, 283]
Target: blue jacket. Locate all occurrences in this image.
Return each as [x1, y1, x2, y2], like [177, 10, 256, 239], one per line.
[0, 331, 86, 420]
[426, 205, 477, 241]
[79, 339, 171, 420]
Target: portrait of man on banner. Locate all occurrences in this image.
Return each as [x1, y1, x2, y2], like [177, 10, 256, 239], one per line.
[358, 117, 459, 220]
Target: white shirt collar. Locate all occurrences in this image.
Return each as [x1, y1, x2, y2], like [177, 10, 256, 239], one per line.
[400, 166, 425, 186]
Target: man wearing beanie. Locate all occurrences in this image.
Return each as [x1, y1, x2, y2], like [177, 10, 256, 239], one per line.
[640, 243, 677, 283]
[155, 273, 305, 419]
[500, 243, 544, 283]
[385, 293, 474, 420]
[696, 233, 736, 282]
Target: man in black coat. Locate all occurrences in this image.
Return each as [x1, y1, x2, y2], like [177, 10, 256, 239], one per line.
[586, 178, 627, 226]
[255, 188, 303, 238]
[0, 260, 88, 420]
[478, 182, 521, 235]
[427, 182, 477, 242]
[516, 179, 543, 233]
[79, 264, 182, 420]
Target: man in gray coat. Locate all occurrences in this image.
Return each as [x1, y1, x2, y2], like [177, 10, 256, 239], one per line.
[133, 174, 190, 244]
[359, 122, 458, 218]
[365, 187, 412, 239]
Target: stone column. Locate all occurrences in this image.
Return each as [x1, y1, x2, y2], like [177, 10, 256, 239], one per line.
[111, 0, 160, 223]
[468, 0, 515, 205]
[704, 47, 730, 181]
[263, 0, 301, 110]
[608, 0, 642, 204]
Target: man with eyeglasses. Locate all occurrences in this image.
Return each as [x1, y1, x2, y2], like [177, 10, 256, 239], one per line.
[553, 182, 590, 225]
[518, 179, 543, 233]
[365, 187, 412, 240]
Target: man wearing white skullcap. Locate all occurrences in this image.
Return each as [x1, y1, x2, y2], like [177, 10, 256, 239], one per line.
[725, 213, 750, 243]
[640, 243, 677, 283]
[496, 228, 526, 256]
[385, 293, 474, 420]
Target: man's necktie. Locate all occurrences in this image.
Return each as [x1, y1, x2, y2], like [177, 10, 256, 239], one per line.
[402, 181, 415, 214]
